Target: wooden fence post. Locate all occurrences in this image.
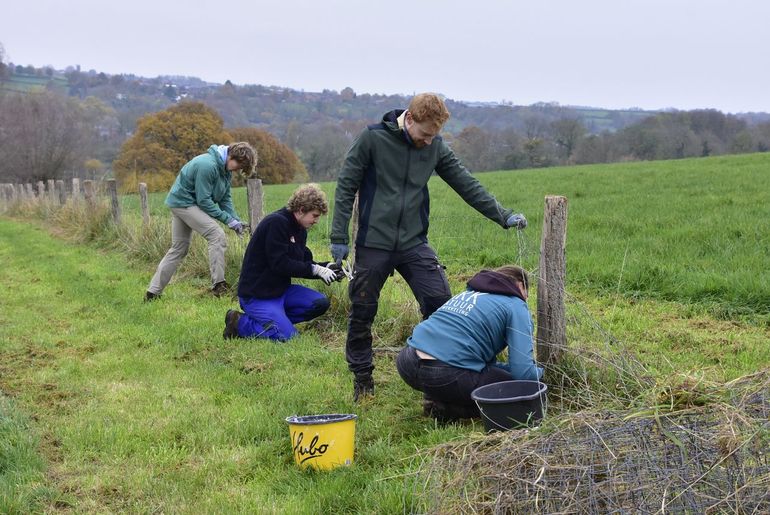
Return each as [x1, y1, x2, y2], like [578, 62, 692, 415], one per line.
[246, 178, 264, 229]
[36, 181, 45, 200]
[56, 180, 65, 205]
[107, 179, 121, 224]
[83, 180, 95, 207]
[72, 178, 81, 202]
[138, 182, 150, 226]
[26, 184, 34, 198]
[47, 179, 56, 202]
[536, 195, 568, 368]
[16, 184, 24, 201]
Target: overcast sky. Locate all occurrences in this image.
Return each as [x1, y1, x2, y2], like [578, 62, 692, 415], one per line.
[2, 0, 768, 113]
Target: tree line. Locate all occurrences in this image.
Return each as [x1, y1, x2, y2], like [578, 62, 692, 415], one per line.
[2, 54, 770, 187]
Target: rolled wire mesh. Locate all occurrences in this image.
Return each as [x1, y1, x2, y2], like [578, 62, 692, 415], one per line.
[414, 371, 770, 514]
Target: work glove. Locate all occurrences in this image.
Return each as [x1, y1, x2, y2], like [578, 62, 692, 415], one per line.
[330, 243, 349, 265]
[228, 218, 245, 236]
[312, 264, 338, 285]
[506, 213, 528, 230]
[327, 262, 347, 282]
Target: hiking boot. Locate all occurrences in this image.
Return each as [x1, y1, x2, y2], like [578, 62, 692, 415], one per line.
[212, 281, 230, 297]
[422, 398, 452, 424]
[223, 309, 242, 339]
[144, 291, 161, 302]
[353, 374, 374, 402]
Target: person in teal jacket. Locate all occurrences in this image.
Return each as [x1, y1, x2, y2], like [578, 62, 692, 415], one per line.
[396, 265, 543, 423]
[145, 142, 256, 300]
[329, 93, 528, 401]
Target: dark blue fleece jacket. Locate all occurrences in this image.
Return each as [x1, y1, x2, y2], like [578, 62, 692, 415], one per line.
[237, 208, 318, 299]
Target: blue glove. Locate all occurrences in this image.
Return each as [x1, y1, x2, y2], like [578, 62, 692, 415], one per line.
[506, 213, 527, 230]
[227, 219, 245, 236]
[330, 243, 349, 264]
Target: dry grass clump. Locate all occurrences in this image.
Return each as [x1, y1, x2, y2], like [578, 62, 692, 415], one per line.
[415, 370, 770, 514]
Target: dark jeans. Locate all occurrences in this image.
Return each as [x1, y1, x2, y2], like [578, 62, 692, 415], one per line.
[396, 346, 512, 419]
[346, 244, 451, 377]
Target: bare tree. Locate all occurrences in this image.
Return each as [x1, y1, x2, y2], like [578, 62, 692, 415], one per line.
[550, 118, 587, 161]
[0, 91, 89, 182]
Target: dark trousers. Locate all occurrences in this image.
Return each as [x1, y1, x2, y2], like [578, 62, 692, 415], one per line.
[346, 244, 451, 377]
[396, 346, 512, 419]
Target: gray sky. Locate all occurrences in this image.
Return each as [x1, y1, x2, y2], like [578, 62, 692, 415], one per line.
[2, 0, 768, 113]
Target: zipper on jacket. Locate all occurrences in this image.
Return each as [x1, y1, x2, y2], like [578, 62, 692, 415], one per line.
[394, 146, 411, 250]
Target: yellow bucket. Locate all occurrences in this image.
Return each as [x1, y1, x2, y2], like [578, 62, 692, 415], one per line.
[286, 414, 357, 470]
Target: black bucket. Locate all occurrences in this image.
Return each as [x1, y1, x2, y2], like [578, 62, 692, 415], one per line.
[471, 380, 547, 432]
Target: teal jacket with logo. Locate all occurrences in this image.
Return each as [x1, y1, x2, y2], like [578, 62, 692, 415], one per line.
[407, 270, 543, 380]
[331, 110, 512, 251]
[165, 145, 239, 224]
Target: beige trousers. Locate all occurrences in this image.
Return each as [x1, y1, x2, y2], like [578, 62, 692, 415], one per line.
[147, 206, 227, 294]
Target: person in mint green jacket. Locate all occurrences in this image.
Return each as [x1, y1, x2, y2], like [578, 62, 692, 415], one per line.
[145, 142, 256, 300]
[396, 265, 543, 423]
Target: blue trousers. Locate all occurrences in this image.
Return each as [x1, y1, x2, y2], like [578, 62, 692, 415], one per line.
[237, 285, 330, 341]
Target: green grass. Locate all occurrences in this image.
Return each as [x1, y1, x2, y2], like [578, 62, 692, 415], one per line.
[2, 152, 770, 511]
[0, 220, 472, 512]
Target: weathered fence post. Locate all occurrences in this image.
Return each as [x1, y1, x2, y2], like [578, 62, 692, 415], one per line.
[536, 195, 568, 368]
[16, 184, 25, 201]
[246, 178, 264, 229]
[47, 179, 56, 202]
[138, 182, 150, 226]
[25, 184, 34, 198]
[37, 181, 45, 200]
[83, 179, 95, 207]
[107, 179, 121, 224]
[56, 180, 65, 205]
[72, 178, 81, 202]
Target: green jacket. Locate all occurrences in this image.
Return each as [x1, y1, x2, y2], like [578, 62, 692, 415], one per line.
[165, 145, 238, 224]
[331, 110, 512, 251]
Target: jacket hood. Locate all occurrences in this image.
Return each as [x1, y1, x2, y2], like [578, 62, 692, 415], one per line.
[382, 109, 405, 126]
[206, 144, 228, 175]
[467, 270, 527, 302]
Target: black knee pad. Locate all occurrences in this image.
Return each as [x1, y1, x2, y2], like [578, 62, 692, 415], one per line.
[350, 301, 378, 325]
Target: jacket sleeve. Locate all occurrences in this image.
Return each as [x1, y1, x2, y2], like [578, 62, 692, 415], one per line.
[264, 220, 315, 279]
[505, 301, 543, 380]
[434, 140, 512, 227]
[331, 131, 370, 244]
[217, 181, 238, 222]
[194, 163, 232, 224]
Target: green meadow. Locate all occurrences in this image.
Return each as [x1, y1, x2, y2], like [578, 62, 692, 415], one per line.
[1, 153, 769, 512]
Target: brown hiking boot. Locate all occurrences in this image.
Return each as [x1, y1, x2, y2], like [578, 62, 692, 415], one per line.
[212, 281, 230, 297]
[223, 309, 242, 339]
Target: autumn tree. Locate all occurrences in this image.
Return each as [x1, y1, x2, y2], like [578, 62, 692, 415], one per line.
[226, 127, 308, 185]
[112, 101, 229, 192]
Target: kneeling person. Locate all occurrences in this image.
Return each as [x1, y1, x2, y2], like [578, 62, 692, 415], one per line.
[396, 265, 543, 423]
[224, 184, 340, 340]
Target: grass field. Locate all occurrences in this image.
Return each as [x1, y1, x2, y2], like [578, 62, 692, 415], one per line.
[1, 152, 769, 512]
